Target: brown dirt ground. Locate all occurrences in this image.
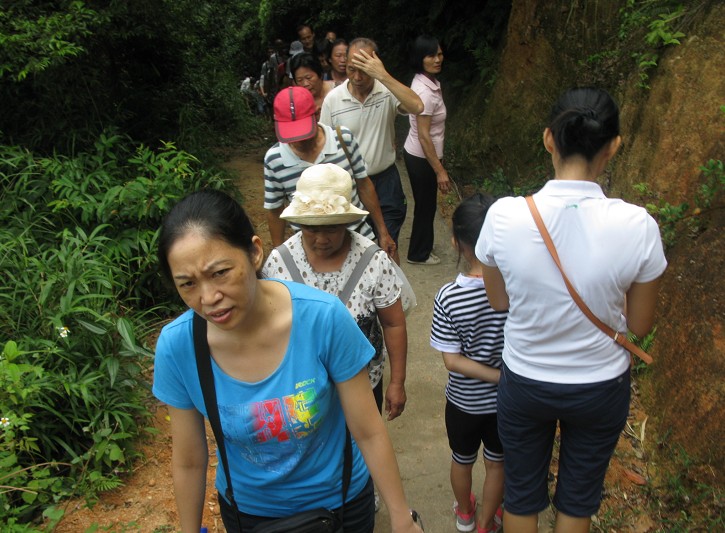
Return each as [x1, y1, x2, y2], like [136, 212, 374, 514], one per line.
[53, 146, 662, 532]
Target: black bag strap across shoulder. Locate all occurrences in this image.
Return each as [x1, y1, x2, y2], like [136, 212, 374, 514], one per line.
[192, 313, 352, 528]
[193, 312, 240, 528]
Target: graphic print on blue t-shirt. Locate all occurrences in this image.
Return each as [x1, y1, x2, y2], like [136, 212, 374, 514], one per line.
[218, 377, 326, 475]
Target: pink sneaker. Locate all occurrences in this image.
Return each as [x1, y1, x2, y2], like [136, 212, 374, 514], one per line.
[494, 505, 503, 531]
[476, 504, 503, 533]
[453, 492, 477, 532]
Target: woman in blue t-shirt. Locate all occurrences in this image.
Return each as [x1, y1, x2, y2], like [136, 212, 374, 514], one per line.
[153, 189, 422, 533]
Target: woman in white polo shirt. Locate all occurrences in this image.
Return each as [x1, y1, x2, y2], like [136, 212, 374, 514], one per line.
[476, 87, 667, 533]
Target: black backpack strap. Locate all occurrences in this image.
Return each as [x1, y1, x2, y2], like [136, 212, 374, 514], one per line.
[275, 244, 305, 284]
[192, 313, 242, 530]
[338, 244, 381, 305]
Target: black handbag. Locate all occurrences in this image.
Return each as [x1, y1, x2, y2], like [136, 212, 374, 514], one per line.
[249, 508, 341, 533]
[192, 313, 352, 533]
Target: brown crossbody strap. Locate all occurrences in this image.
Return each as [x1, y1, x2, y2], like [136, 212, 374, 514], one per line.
[525, 195, 653, 364]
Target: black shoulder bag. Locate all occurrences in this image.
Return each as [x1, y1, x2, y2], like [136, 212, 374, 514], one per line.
[192, 313, 352, 533]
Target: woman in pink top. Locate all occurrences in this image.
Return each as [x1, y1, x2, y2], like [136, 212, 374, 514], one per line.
[403, 36, 451, 265]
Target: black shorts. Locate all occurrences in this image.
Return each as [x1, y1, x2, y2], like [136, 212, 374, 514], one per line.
[497, 364, 630, 517]
[445, 400, 503, 464]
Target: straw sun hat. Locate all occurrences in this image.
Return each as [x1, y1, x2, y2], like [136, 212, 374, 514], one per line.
[280, 164, 369, 225]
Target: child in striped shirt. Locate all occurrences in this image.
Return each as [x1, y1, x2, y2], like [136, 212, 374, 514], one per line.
[430, 193, 507, 533]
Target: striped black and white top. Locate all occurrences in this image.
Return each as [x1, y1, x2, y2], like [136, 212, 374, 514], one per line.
[263, 123, 374, 240]
[430, 274, 508, 415]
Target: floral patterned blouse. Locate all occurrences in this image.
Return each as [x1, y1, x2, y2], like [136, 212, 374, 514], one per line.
[262, 231, 402, 387]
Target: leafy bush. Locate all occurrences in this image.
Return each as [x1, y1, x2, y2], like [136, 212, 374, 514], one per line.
[0, 1, 266, 155]
[0, 135, 234, 526]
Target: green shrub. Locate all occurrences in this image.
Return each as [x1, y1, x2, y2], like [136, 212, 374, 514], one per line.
[0, 134, 234, 526]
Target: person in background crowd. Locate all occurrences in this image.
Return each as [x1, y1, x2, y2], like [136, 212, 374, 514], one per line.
[297, 23, 316, 54]
[289, 52, 334, 119]
[477, 87, 667, 533]
[431, 193, 506, 533]
[320, 37, 424, 264]
[315, 38, 333, 80]
[264, 86, 394, 257]
[325, 30, 337, 42]
[403, 36, 451, 266]
[240, 71, 265, 116]
[328, 38, 349, 86]
[284, 40, 305, 84]
[153, 188, 423, 533]
[259, 42, 283, 108]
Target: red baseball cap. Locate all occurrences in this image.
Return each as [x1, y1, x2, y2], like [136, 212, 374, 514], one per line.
[273, 87, 317, 143]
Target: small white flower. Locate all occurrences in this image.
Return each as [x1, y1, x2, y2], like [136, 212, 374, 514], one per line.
[1, 417, 10, 427]
[57, 326, 70, 338]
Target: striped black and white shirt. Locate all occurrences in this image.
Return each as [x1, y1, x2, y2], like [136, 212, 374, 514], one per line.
[430, 274, 508, 415]
[263, 123, 374, 240]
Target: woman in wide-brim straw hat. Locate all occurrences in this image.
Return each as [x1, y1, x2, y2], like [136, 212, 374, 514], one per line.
[263, 163, 412, 424]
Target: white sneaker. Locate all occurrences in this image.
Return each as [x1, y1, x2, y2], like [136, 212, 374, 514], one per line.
[406, 253, 441, 265]
[374, 491, 380, 513]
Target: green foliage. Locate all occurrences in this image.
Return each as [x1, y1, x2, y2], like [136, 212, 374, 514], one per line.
[473, 167, 515, 197]
[645, 200, 690, 247]
[0, 135, 234, 526]
[633, 51, 659, 89]
[0, 341, 72, 527]
[617, 1, 688, 89]
[471, 167, 542, 199]
[634, 158, 723, 248]
[0, 1, 103, 82]
[645, 5, 686, 46]
[0, 1, 266, 154]
[649, 442, 725, 530]
[696, 159, 724, 209]
[630, 327, 657, 375]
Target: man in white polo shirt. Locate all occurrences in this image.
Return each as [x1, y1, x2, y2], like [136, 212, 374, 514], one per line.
[321, 37, 423, 263]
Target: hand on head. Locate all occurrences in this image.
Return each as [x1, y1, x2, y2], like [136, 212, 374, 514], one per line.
[350, 48, 387, 80]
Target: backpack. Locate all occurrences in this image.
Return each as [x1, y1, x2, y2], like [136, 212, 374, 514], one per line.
[262, 53, 282, 99]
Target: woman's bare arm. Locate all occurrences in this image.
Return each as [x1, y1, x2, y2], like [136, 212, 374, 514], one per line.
[337, 371, 421, 533]
[377, 299, 407, 420]
[626, 277, 663, 337]
[169, 406, 208, 533]
[481, 264, 510, 311]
